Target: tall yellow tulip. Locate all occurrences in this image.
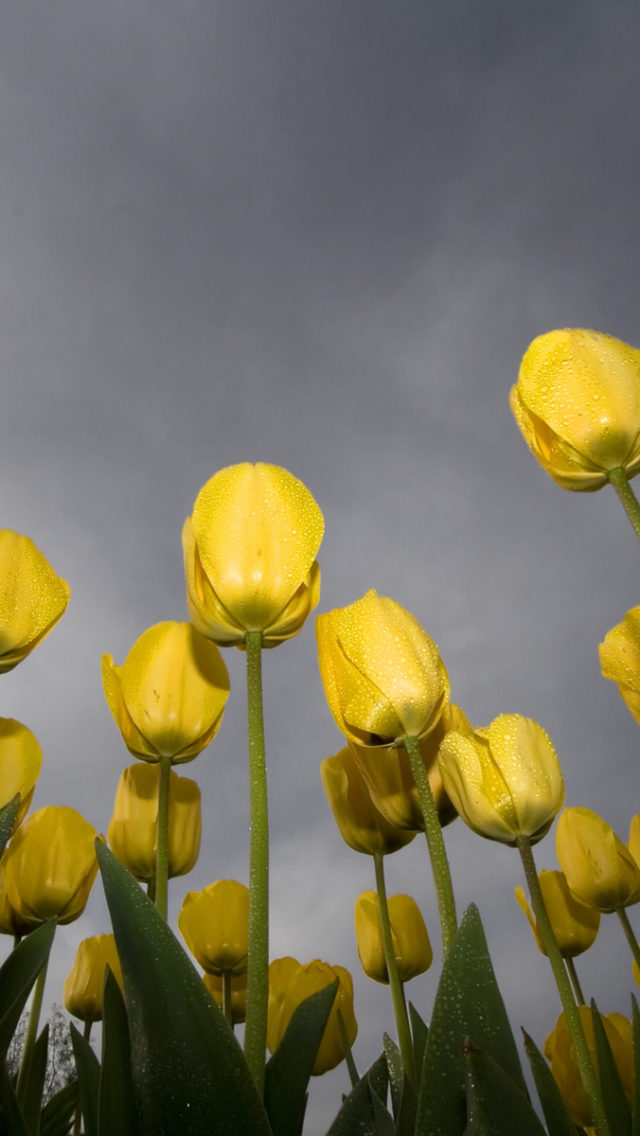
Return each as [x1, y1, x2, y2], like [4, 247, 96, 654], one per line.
[354, 891, 432, 983]
[0, 531, 70, 673]
[267, 957, 357, 1075]
[511, 328, 640, 490]
[183, 463, 324, 647]
[0, 719, 42, 826]
[321, 747, 416, 855]
[63, 934, 123, 1023]
[179, 880, 249, 975]
[599, 606, 640, 725]
[3, 806, 98, 928]
[108, 763, 201, 881]
[556, 807, 640, 912]
[514, 870, 600, 957]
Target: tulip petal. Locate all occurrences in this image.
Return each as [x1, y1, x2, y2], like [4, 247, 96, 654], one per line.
[0, 531, 70, 672]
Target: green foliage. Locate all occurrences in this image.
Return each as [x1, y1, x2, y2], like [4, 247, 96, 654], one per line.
[264, 979, 338, 1136]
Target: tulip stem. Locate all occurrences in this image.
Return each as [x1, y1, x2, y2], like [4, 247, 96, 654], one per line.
[222, 970, 233, 1028]
[607, 468, 640, 545]
[616, 907, 640, 971]
[373, 852, 415, 1083]
[337, 1010, 359, 1088]
[16, 956, 49, 1108]
[154, 754, 172, 921]
[244, 630, 269, 1097]
[565, 957, 585, 1005]
[517, 836, 611, 1136]
[402, 734, 458, 955]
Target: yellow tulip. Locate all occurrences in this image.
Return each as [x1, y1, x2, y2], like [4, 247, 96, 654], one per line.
[438, 713, 565, 845]
[178, 880, 249, 975]
[0, 856, 32, 937]
[316, 590, 449, 747]
[556, 806, 640, 912]
[3, 806, 98, 928]
[599, 607, 640, 726]
[354, 891, 432, 983]
[514, 870, 600, 957]
[108, 763, 201, 881]
[204, 972, 247, 1025]
[0, 531, 70, 673]
[63, 934, 123, 1023]
[511, 328, 640, 491]
[544, 1006, 633, 1127]
[0, 719, 42, 826]
[321, 747, 416, 855]
[628, 813, 640, 866]
[267, 957, 357, 1075]
[102, 621, 229, 764]
[183, 463, 324, 648]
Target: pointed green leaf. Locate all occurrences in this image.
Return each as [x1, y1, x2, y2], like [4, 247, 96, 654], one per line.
[40, 1081, 79, 1136]
[264, 980, 337, 1136]
[96, 841, 271, 1136]
[0, 1062, 29, 1136]
[382, 1033, 416, 1136]
[0, 795, 20, 856]
[98, 967, 142, 1136]
[463, 1041, 547, 1136]
[326, 1055, 389, 1136]
[631, 996, 640, 1136]
[409, 1002, 428, 1074]
[21, 1023, 49, 1135]
[0, 922, 56, 1058]
[70, 1022, 100, 1136]
[416, 904, 526, 1136]
[523, 1030, 580, 1136]
[590, 1001, 631, 1136]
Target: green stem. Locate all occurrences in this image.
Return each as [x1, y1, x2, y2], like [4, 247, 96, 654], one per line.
[565, 956, 585, 1005]
[154, 754, 172, 920]
[16, 956, 49, 1107]
[373, 852, 415, 1082]
[222, 971, 233, 1029]
[616, 907, 640, 971]
[337, 1010, 359, 1088]
[401, 734, 458, 955]
[607, 467, 640, 545]
[244, 631, 269, 1097]
[517, 837, 610, 1136]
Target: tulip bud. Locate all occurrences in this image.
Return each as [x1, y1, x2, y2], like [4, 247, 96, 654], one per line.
[556, 807, 640, 912]
[354, 891, 432, 983]
[438, 713, 565, 846]
[63, 934, 123, 1023]
[183, 463, 324, 647]
[203, 972, 247, 1025]
[0, 531, 70, 674]
[267, 957, 357, 1075]
[108, 763, 201, 881]
[599, 606, 640, 726]
[514, 870, 600, 958]
[316, 590, 449, 748]
[0, 719, 42, 827]
[511, 328, 640, 491]
[178, 880, 249, 975]
[321, 747, 416, 856]
[102, 621, 229, 764]
[544, 1006, 633, 1127]
[3, 806, 98, 928]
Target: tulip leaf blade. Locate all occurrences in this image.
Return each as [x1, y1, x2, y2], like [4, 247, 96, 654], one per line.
[631, 995, 640, 1136]
[326, 1054, 392, 1136]
[0, 1063, 29, 1136]
[98, 966, 142, 1136]
[0, 921, 55, 1059]
[96, 841, 271, 1136]
[40, 1081, 79, 1136]
[382, 1033, 416, 1136]
[408, 1002, 428, 1074]
[462, 1041, 547, 1136]
[264, 979, 337, 1136]
[20, 1023, 49, 1135]
[0, 794, 20, 856]
[522, 1030, 580, 1136]
[70, 1022, 100, 1136]
[590, 1001, 631, 1136]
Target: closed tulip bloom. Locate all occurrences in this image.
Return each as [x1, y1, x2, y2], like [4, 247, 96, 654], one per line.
[354, 891, 432, 983]
[599, 607, 640, 726]
[0, 531, 70, 674]
[0, 856, 32, 937]
[556, 807, 640, 912]
[4, 806, 98, 928]
[321, 747, 416, 855]
[267, 957, 357, 1075]
[316, 590, 449, 748]
[514, 870, 600, 958]
[102, 621, 229, 764]
[63, 934, 123, 1023]
[544, 1007, 633, 1127]
[204, 972, 247, 1024]
[511, 328, 640, 491]
[183, 463, 324, 648]
[0, 719, 42, 827]
[438, 713, 565, 846]
[179, 880, 249, 975]
[628, 814, 640, 867]
[108, 763, 201, 881]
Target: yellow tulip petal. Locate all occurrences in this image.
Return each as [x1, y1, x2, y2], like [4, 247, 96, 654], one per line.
[0, 531, 70, 672]
[0, 719, 42, 823]
[599, 607, 640, 726]
[179, 880, 249, 975]
[556, 807, 640, 911]
[4, 806, 98, 928]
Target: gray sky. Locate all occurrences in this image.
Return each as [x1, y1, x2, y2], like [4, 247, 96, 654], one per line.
[2, 2, 640, 1130]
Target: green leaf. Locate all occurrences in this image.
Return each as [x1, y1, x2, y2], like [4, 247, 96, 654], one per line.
[40, 1081, 79, 1136]
[0, 922, 56, 1059]
[382, 1033, 416, 1136]
[408, 1002, 428, 1074]
[416, 904, 527, 1136]
[264, 980, 337, 1136]
[21, 1023, 49, 1135]
[70, 1021, 100, 1136]
[96, 841, 271, 1136]
[462, 1041, 547, 1136]
[0, 795, 20, 855]
[326, 1055, 390, 1136]
[0, 1063, 29, 1136]
[631, 996, 640, 1136]
[523, 1030, 580, 1136]
[98, 967, 142, 1136]
[590, 1001, 631, 1136]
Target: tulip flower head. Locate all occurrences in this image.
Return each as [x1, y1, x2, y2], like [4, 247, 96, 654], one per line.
[629, 813, 640, 868]
[556, 806, 640, 912]
[267, 957, 357, 1075]
[321, 747, 416, 855]
[63, 934, 123, 1023]
[183, 463, 324, 648]
[0, 531, 70, 674]
[0, 718, 42, 827]
[438, 713, 565, 845]
[514, 870, 600, 958]
[179, 880, 249, 975]
[599, 606, 640, 726]
[108, 763, 201, 881]
[354, 891, 432, 983]
[3, 806, 98, 929]
[545, 1006, 633, 1127]
[102, 621, 229, 764]
[316, 590, 449, 748]
[511, 328, 640, 491]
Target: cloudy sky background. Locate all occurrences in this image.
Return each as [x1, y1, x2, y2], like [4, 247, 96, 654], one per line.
[2, 1, 640, 1130]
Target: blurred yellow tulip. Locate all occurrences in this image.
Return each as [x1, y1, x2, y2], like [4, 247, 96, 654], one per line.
[204, 972, 247, 1025]
[183, 463, 324, 647]
[628, 813, 640, 867]
[599, 606, 640, 726]
[545, 1006, 633, 1127]
[556, 807, 640, 912]
[0, 719, 42, 826]
[3, 806, 98, 928]
[321, 747, 416, 855]
[511, 328, 640, 491]
[102, 621, 229, 764]
[63, 934, 123, 1023]
[179, 880, 249, 975]
[0, 531, 70, 673]
[354, 891, 432, 983]
[514, 870, 599, 957]
[267, 956, 357, 1075]
[438, 713, 565, 845]
[108, 763, 201, 881]
[316, 590, 449, 748]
